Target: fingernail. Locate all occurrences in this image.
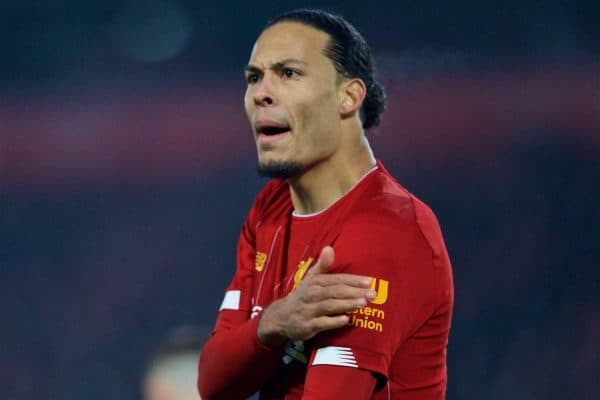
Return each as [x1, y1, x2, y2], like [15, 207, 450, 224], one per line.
[355, 298, 366, 308]
[366, 290, 377, 300]
[361, 277, 371, 286]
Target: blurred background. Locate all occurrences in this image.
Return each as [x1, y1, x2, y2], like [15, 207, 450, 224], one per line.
[1, 1, 598, 399]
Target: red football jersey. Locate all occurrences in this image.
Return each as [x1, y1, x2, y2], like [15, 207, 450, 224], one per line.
[198, 161, 454, 399]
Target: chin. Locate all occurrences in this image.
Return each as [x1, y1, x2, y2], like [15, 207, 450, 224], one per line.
[257, 160, 304, 179]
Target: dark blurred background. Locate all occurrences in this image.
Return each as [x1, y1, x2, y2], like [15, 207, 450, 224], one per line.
[1, 1, 598, 399]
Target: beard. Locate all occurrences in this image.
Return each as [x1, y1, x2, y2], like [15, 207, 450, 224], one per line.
[257, 160, 305, 179]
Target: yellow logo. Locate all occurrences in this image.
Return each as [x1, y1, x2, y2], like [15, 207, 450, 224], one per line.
[368, 277, 389, 304]
[347, 278, 388, 333]
[255, 252, 267, 272]
[292, 257, 314, 291]
[349, 306, 385, 332]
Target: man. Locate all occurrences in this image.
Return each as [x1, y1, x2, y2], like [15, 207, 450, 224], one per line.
[198, 9, 453, 400]
[143, 326, 208, 400]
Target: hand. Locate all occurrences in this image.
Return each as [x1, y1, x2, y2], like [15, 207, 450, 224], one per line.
[257, 246, 376, 347]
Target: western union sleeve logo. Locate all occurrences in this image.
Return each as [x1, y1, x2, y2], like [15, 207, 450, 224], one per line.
[348, 278, 388, 333]
[255, 251, 267, 272]
[368, 277, 389, 304]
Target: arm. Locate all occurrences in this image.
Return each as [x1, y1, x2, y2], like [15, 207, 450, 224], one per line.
[302, 365, 378, 400]
[198, 245, 375, 399]
[257, 246, 375, 347]
[198, 180, 377, 399]
[298, 211, 441, 397]
[198, 203, 279, 399]
[198, 312, 283, 399]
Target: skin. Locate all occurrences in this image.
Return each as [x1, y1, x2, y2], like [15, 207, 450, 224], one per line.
[244, 22, 379, 347]
[144, 366, 201, 400]
[144, 379, 200, 400]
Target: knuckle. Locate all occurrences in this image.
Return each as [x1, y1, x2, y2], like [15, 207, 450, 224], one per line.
[333, 285, 349, 299]
[328, 286, 341, 298]
[298, 292, 308, 303]
[320, 302, 333, 315]
[309, 319, 323, 332]
[313, 275, 327, 286]
[331, 285, 351, 299]
[306, 287, 321, 302]
[298, 288, 312, 303]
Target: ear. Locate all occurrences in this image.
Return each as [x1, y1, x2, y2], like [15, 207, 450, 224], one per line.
[338, 78, 366, 118]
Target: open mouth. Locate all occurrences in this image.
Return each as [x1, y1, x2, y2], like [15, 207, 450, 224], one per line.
[258, 125, 291, 136]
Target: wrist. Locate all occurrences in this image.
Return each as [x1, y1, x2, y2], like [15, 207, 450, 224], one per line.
[257, 300, 288, 348]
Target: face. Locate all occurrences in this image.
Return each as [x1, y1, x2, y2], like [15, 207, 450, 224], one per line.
[244, 22, 343, 178]
[142, 354, 201, 400]
[143, 378, 201, 400]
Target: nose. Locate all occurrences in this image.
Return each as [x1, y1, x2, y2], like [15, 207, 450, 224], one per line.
[252, 75, 276, 107]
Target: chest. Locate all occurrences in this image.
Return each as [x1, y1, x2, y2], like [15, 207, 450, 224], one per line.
[250, 215, 337, 312]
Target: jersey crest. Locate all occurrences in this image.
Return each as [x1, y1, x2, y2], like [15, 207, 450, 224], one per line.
[292, 257, 314, 291]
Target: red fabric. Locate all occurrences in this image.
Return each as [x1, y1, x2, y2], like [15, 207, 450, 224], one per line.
[198, 314, 282, 399]
[302, 365, 377, 400]
[198, 179, 289, 400]
[198, 161, 453, 399]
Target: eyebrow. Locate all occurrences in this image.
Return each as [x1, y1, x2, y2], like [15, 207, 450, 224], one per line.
[244, 58, 308, 74]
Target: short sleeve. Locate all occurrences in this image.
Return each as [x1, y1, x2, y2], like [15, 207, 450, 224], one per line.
[308, 212, 438, 380]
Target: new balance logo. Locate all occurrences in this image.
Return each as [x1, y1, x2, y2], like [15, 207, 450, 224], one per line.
[255, 251, 267, 271]
[312, 346, 358, 368]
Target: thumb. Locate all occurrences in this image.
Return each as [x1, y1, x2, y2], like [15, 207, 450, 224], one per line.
[306, 246, 335, 276]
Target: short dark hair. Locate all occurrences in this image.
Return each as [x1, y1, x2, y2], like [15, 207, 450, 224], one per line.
[265, 9, 386, 130]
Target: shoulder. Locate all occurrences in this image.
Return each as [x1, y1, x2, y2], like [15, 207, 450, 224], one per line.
[363, 169, 444, 242]
[334, 169, 446, 265]
[254, 178, 288, 205]
[249, 179, 290, 221]
[345, 169, 418, 233]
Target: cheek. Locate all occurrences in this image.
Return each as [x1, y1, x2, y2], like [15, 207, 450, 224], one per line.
[298, 87, 337, 127]
[244, 90, 254, 118]
[310, 92, 338, 135]
[295, 102, 338, 155]
[317, 87, 339, 121]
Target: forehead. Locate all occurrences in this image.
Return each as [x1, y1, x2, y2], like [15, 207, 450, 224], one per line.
[249, 22, 332, 68]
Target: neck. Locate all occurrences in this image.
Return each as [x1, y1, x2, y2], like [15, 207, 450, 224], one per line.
[288, 135, 376, 215]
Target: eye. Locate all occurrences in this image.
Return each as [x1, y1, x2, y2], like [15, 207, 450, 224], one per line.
[282, 68, 300, 79]
[246, 73, 260, 85]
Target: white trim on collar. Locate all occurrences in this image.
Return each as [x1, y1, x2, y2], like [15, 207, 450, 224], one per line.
[292, 164, 379, 218]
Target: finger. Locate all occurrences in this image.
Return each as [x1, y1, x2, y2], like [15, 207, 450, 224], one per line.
[312, 273, 372, 288]
[289, 314, 349, 341]
[324, 284, 377, 300]
[309, 314, 351, 336]
[305, 246, 335, 277]
[313, 298, 368, 316]
[301, 285, 372, 306]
